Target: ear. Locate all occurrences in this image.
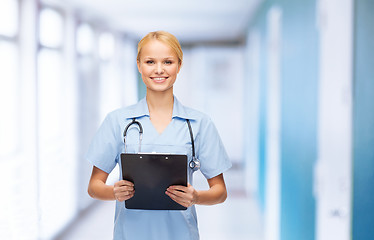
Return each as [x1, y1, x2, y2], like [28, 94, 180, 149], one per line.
[137, 60, 141, 73]
[177, 62, 182, 74]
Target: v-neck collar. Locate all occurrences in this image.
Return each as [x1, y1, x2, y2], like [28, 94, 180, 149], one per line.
[147, 117, 173, 136]
[125, 96, 198, 121]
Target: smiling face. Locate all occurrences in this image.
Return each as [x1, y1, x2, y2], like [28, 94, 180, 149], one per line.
[137, 39, 181, 94]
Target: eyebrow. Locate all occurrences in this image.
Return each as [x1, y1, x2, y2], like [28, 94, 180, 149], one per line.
[143, 56, 177, 59]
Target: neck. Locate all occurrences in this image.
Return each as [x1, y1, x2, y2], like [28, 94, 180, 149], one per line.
[146, 90, 174, 114]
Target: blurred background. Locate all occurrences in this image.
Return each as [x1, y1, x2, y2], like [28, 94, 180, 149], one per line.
[0, 0, 373, 239]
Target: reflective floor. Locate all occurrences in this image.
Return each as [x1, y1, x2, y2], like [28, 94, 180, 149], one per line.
[56, 166, 263, 240]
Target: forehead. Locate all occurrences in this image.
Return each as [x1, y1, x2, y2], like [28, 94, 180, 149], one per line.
[140, 40, 177, 58]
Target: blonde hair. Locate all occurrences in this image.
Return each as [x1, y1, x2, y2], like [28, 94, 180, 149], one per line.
[137, 31, 183, 66]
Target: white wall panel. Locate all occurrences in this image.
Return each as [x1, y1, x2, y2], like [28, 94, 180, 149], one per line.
[315, 0, 353, 239]
[244, 30, 260, 195]
[264, 6, 282, 240]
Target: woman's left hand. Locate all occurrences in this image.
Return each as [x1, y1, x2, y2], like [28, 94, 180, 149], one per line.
[166, 183, 199, 208]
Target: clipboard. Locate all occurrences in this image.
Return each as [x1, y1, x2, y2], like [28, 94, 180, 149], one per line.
[120, 153, 187, 210]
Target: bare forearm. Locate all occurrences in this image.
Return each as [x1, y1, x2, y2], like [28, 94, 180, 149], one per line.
[196, 184, 227, 205]
[88, 180, 115, 201]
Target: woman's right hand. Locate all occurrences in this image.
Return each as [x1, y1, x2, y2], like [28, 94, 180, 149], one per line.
[113, 180, 135, 202]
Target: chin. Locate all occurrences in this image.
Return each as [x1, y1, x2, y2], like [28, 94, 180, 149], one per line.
[147, 85, 174, 93]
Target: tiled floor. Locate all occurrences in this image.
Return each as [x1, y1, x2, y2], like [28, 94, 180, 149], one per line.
[56, 167, 263, 240]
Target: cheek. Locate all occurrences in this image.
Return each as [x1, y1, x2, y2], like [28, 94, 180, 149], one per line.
[139, 66, 151, 76]
[168, 66, 179, 76]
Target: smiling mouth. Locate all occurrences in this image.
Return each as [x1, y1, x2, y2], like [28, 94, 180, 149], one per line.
[151, 77, 168, 83]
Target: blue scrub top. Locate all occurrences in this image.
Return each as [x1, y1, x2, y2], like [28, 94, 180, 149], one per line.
[86, 96, 232, 240]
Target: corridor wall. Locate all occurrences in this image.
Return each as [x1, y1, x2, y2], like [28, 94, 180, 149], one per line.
[246, 0, 374, 240]
[352, 0, 374, 238]
[279, 1, 318, 240]
[245, 0, 319, 240]
[245, 2, 269, 211]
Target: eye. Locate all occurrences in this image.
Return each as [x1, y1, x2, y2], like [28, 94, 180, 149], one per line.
[164, 60, 173, 65]
[146, 60, 154, 64]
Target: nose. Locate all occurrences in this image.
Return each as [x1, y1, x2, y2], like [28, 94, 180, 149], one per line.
[155, 63, 164, 74]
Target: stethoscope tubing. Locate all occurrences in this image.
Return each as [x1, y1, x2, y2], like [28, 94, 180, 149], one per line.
[123, 118, 200, 171]
[123, 118, 143, 153]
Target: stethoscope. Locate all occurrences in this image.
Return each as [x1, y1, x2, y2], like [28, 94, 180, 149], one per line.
[123, 118, 200, 171]
[114, 118, 200, 234]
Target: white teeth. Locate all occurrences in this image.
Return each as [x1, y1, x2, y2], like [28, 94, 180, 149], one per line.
[153, 78, 165, 80]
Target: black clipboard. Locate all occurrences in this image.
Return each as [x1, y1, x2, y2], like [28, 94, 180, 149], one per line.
[120, 153, 187, 210]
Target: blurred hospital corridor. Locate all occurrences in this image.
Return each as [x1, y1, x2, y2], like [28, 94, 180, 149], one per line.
[1, 0, 374, 239]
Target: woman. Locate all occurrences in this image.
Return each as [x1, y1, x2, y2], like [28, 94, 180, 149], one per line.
[87, 31, 232, 240]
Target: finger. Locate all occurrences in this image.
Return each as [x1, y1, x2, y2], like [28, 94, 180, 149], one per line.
[119, 180, 134, 186]
[168, 185, 187, 192]
[166, 188, 188, 199]
[165, 188, 184, 199]
[117, 191, 135, 202]
[115, 180, 133, 187]
[165, 191, 189, 207]
[167, 185, 197, 206]
[118, 185, 135, 191]
[166, 188, 193, 206]
[116, 189, 135, 198]
[114, 186, 134, 195]
[114, 187, 135, 199]
[121, 190, 135, 196]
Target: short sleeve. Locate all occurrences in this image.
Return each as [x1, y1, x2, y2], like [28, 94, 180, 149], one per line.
[197, 117, 232, 179]
[86, 114, 121, 173]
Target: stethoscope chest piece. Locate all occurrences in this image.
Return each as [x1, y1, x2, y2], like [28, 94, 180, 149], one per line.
[189, 157, 200, 171]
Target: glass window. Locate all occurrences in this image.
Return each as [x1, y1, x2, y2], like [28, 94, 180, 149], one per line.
[38, 48, 72, 239]
[0, 41, 18, 157]
[77, 23, 95, 55]
[0, 0, 18, 37]
[38, 49, 63, 140]
[99, 32, 115, 61]
[39, 8, 63, 48]
[38, 8, 71, 238]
